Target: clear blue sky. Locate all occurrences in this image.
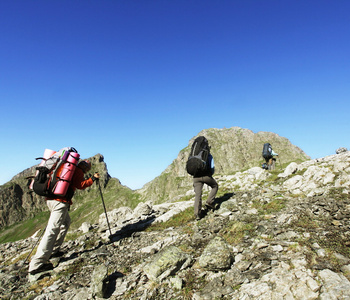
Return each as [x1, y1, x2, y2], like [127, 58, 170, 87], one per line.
[1, 1, 349, 189]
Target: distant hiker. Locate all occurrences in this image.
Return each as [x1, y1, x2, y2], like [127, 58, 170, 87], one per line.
[29, 159, 100, 275]
[262, 143, 278, 170]
[186, 136, 218, 220]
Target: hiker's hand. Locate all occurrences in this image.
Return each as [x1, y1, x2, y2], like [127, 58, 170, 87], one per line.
[92, 172, 100, 181]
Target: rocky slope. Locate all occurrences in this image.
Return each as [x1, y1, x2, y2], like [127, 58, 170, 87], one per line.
[138, 127, 310, 203]
[0, 150, 349, 299]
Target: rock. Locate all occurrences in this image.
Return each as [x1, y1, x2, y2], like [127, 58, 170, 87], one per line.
[133, 202, 153, 217]
[224, 266, 246, 286]
[99, 207, 134, 229]
[198, 236, 233, 271]
[79, 222, 91, 233]
[278, 162, 299, 177]
[91, 264, 108, 298]
[168, 276, 183, 290]
[318, 269, 350, 299]
[283, 175, 303, 190]
[143, 246, 192, 281]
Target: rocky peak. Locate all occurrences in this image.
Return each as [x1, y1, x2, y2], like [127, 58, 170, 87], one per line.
[138, 127, 310, 203]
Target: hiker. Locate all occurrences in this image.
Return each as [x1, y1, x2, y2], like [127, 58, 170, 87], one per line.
[186, 136, 218, 220]
[262, 143, 278, 170]
[29, 160, 100, 275]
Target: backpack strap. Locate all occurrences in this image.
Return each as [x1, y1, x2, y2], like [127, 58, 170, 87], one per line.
[35, 157, 46, 161]
[70, 147, 78, 153]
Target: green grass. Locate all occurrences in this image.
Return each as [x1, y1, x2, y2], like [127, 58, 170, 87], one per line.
[145, 207, 194, 233]
[0, 211, 50, 243]
[220, 221, 256, 245]
[252, 198, 286, 215]
[180, 269, 207, 299]
[264, 170, 283, 182]
[328, 187, 350, 201]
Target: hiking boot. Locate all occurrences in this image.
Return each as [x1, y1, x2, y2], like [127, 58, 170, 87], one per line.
[29, 262, 54, 275]
[195, 211, 203, 220]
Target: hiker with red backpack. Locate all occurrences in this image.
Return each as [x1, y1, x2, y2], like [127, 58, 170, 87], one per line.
[29, 155, 100, 275]
[186, 136, 218, 220]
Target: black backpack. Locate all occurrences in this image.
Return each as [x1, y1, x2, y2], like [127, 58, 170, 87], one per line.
[262, 143, 272, 159]
[186, 136, 210, 176]
[31, 147, 78, 197]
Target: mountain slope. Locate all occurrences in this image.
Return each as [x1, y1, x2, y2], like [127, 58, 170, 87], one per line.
[1, 151, 349, 299]
[138, 127, 310, 203]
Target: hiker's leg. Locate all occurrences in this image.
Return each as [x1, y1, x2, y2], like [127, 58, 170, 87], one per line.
[52, 210, 71, 254]
[268, 158, 272, 170]
[193, 177, 204, 217]
[203, 176, 218, 206]
[29, 201, 69, 272]
[271, 158, 276, 170]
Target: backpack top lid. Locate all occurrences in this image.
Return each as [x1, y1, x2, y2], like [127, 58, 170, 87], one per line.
[193, 136, 208, 145]
[191, 136, 209, 156]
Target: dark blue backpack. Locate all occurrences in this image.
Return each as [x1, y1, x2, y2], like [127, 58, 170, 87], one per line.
[262, 143, 272, 160]
[186, 136, 210, 177]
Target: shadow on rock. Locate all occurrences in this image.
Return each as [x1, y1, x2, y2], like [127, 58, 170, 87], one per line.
[109, 216, 156, 243]
[104, 271, 125, 298]
[214, 192, 235, 209]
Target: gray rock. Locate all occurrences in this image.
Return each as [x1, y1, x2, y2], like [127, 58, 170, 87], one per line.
[91, 264, 108, 298]
[198, 236, 233, 271]
[319, 269, 350, 299]
[278, 162, 299, 177]
[143, 246, 192, 281]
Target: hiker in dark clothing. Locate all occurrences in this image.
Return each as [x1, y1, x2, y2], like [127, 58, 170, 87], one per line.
[262, 143, 278, 170]
[192, 142, 218, 220]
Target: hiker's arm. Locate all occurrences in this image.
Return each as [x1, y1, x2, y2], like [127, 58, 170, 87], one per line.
[271, 150, 278, 156]
[75, 178, 94, 190]
[71, 169, 94, 190]
[91, 173, 100, 182]
[75, 173, 100, 188]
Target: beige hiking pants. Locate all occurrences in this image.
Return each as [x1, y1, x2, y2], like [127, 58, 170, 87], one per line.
[29, 200, 71, 272]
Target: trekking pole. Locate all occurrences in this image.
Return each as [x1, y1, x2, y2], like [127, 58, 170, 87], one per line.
[22, 226, 46, 267]
[96, 177, 112, 238]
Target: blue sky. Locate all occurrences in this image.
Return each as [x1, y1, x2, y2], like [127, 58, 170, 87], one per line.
[0, 1, 349, 190]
